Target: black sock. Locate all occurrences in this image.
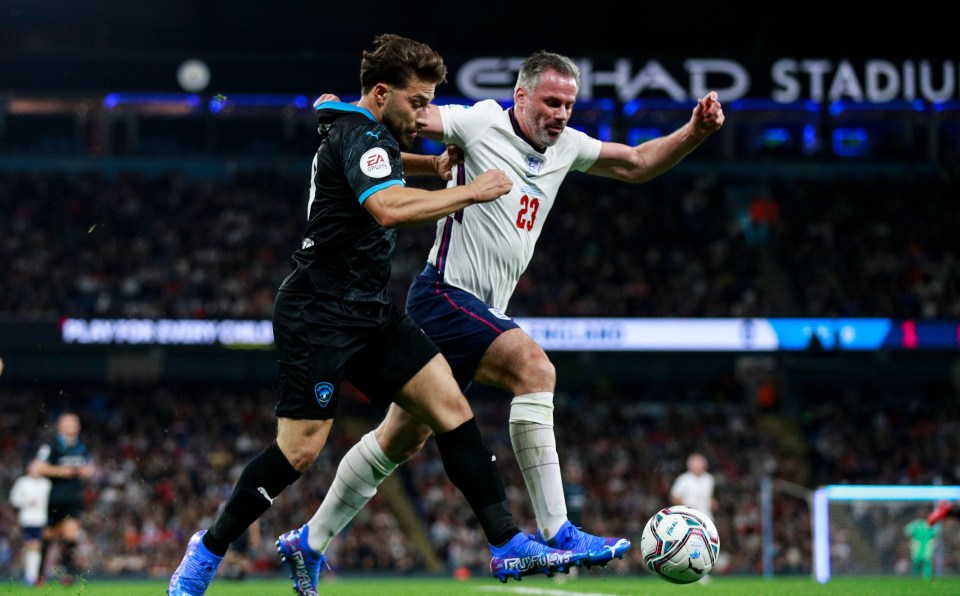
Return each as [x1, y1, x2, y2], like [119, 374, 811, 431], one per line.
[203, 441, 300, 556]
[434, 418, 519, 546]
[61, 540, 78, 575]
[38, 538, 49, 580]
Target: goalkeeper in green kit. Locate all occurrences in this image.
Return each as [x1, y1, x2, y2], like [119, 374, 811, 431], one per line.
[904, 516, 939, 579]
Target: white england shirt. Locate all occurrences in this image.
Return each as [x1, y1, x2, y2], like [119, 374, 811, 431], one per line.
[427, 100, 602, 313]
[669, 471, 715, 519]
[9, 474, 52, 527]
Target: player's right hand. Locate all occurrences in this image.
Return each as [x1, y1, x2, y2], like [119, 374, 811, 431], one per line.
[691, 90, 724, 137]
[470, 169, 512, 202]
[77, 463, 96, 479]
[435, 144, 464, 181]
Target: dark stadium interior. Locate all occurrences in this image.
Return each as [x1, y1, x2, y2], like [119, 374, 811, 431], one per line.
[1, 1, 953, 59]
[2, 1, 959, 585]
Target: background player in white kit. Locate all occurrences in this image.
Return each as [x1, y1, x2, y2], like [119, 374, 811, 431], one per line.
[9, 466, 52, 586]
[670, 452, 717, 520]
[301, 51, 724, 570]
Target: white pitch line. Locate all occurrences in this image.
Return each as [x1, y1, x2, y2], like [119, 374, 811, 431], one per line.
[474, 586, 621, 596]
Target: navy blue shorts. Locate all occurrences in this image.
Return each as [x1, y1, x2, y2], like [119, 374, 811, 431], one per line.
[406, 264, 520, 390]
[273, 290, 440, 420]
[21, 526, 43, 540]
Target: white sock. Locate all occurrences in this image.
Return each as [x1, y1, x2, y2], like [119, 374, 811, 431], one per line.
[509, 392, 568, 539]
[24, 549, 41, 585]
[306, 431, 398, 554]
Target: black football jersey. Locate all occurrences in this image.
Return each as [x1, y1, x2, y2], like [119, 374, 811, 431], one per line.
[279, 102, 407, 303]
[35, 435, 91, 504]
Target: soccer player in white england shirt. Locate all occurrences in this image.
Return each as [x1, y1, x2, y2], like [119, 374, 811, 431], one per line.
[9, 468, 52, 585]
[303, 50, 724, 569]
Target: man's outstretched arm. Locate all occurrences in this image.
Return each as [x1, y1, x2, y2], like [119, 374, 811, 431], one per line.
[587, 91, 725, 183]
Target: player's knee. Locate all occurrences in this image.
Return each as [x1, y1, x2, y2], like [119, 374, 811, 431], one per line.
[525, 352, 556, 388]
[277, 419, 331, 470]
[61, 519, 82, 538]
[277, 434, 323, 471]
[491, 351, 555, 394]
[290, 442, 325, 471]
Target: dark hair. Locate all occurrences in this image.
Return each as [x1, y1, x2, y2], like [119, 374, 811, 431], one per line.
[359, 34, 447, 94]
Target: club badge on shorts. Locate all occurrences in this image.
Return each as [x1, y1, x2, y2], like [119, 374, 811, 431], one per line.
[314, 382, 334, 407]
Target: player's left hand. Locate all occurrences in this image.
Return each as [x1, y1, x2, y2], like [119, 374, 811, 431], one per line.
[314, 93, 341, 108]
[691, 91, 724, 137]
[435, 144, 464, 180]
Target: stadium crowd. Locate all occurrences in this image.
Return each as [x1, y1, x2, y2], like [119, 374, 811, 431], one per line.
[2, 148, 960, 584]
[3, 10, 960, 587]
[1, 374, 958, 582]
[2, 165, 958, 321]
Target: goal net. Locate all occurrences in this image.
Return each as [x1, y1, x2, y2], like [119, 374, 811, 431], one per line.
[813, 485, 960, 582]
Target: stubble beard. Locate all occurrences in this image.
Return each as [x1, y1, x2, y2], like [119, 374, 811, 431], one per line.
[382, 107, 414, 151]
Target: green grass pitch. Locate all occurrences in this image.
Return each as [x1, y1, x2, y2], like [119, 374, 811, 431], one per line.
[1, 574, 957, 595]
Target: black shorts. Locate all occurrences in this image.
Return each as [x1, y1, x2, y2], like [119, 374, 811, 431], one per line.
[273, 291, 440, 420]
[48, 500, 84, 525]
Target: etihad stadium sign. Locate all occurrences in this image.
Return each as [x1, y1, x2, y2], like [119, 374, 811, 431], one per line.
[456, 57, 960, 104]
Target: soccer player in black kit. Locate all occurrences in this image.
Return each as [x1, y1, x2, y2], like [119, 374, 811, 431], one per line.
[29, 412, 95, 585]
[169, 34, 589, 596]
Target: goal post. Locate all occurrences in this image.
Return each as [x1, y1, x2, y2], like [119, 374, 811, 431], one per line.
[813, 485, 960, 583]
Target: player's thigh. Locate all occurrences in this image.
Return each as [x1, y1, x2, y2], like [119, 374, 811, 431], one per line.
[474, 327, 552, 390]
[273, 291, 358, 420]
[392, 353, 473, 434]
[345, 304, 440, 410]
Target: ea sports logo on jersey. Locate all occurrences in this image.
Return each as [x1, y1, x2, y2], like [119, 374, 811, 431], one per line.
[360, 147, 392, 178]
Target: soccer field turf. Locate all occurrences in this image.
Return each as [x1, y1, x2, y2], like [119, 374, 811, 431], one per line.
[1, 575, 956, 595]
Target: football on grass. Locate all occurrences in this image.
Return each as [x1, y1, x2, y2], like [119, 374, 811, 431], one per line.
[640, 505, 720, 584]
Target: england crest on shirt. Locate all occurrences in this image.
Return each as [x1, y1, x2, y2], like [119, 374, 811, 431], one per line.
[525, 154, 545, 175]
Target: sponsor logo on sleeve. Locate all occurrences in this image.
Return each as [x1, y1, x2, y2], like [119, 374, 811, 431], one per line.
[360, 147, 392, 178]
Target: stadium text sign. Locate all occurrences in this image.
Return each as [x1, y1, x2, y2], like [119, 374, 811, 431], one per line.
[55, 318, 960, 351]
[60, 318, 274, 346]
[456, 57, 959, 104]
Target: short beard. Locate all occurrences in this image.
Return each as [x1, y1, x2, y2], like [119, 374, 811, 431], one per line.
[382, 110, 414, 150]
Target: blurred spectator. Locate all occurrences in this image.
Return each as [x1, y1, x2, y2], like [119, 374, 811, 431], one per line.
[2, 167, 958, 320]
